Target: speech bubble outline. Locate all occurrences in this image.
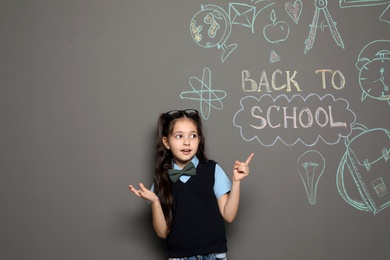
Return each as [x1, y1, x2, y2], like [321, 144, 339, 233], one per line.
[233, 93, 356, 146]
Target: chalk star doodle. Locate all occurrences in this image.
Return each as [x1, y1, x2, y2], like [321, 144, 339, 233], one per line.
[180, 67, 227, 120]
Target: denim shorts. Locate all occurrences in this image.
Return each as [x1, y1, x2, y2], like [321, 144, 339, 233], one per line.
[169, 252, 227, 260]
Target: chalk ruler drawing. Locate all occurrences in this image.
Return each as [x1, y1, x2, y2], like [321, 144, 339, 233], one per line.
[339, 0, 390, 8]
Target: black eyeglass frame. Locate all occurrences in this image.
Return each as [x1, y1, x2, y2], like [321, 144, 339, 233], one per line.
[165, 109, 199, 121]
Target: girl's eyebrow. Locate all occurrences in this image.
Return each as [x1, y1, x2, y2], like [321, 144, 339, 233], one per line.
[172, 130, 198, 135]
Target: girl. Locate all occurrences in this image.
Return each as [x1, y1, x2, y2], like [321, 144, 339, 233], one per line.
[129, 109, 253, 260]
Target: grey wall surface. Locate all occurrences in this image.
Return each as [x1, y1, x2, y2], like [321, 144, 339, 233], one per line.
[1, 1, 390, 259]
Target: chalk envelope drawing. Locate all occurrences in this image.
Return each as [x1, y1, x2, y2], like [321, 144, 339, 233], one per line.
[233, 94, 356, 146]
[229, 3, 256, 29]
[337, 123, 390, 214]
[180, 67, 226, 120]
[190, 4, 237, 62]
[297, 150, 326, 205]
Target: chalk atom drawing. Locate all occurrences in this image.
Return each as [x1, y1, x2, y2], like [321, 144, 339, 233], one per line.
[180, 67, 226, 120]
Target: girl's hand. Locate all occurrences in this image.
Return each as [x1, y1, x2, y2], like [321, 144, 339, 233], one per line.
[129, 183, 158, 203]
[233, 153, 254, 182]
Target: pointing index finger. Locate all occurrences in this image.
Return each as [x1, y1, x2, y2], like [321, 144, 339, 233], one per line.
[246, 153, 254, 165]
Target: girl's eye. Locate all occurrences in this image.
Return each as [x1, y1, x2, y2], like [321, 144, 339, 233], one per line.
[190, 134, 198, 138]
[174, 134, 183, 139]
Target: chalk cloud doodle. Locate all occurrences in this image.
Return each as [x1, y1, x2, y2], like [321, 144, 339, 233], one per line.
[297, 150, 326, 205]
[233, 94, 356, 146]
[355, 40, 390, 105]
[180, 67, 227, 120]
[337, 123, 390, 214]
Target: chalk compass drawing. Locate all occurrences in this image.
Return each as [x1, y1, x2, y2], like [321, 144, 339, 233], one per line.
[180, 67, 226, 120]
[337, 123, 390, 214]
[297, 150, 326, 205]
[190, 4, 237, 62]
[304, 0, 345, 54]
[356, 40, 390, 105]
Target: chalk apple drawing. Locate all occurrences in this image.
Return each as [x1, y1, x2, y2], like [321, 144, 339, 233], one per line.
[263, 9, 290, 44]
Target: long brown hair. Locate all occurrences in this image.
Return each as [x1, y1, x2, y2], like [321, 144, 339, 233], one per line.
[153, 110, 208, 232]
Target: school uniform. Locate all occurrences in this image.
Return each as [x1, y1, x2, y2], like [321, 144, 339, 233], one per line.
[166, 156, 231, 259]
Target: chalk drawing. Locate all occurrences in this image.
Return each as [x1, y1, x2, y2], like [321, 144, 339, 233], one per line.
[180, 67, 226, 120]
[356, 40, 390, 105]
[263, 9, 290, 44]
[297, 150, 326, 205]
[190, 4, 237, 62]
[233, 94, 356, 146]
[337, 123, 390, 214]
[285, 0, 303, 24]
[304, 0, 345, 54]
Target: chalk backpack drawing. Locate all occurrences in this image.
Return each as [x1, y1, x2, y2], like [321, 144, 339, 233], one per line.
[337, 123, 390, 214]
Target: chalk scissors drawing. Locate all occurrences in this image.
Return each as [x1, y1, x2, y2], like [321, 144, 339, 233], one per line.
[180, 67, 226, 120]
[304, 0, 345, 54]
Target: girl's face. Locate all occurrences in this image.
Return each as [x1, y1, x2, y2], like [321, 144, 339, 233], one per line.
[162, 118, 200, 169]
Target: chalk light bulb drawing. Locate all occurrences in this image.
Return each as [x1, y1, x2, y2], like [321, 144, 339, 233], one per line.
[297, 150, 326, 205]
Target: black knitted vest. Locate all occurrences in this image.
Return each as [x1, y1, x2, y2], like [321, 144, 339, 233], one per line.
[166, 160, 227, 258]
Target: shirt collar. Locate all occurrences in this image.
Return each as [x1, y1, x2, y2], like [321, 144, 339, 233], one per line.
[172, 156, 199, 170]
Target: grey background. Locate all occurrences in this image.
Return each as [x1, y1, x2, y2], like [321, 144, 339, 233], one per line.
[1, 0, 389, 259]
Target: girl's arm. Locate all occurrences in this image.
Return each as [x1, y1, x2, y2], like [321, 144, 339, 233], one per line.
[129, 183, 169, 238]
[217, 153, 254, 223]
